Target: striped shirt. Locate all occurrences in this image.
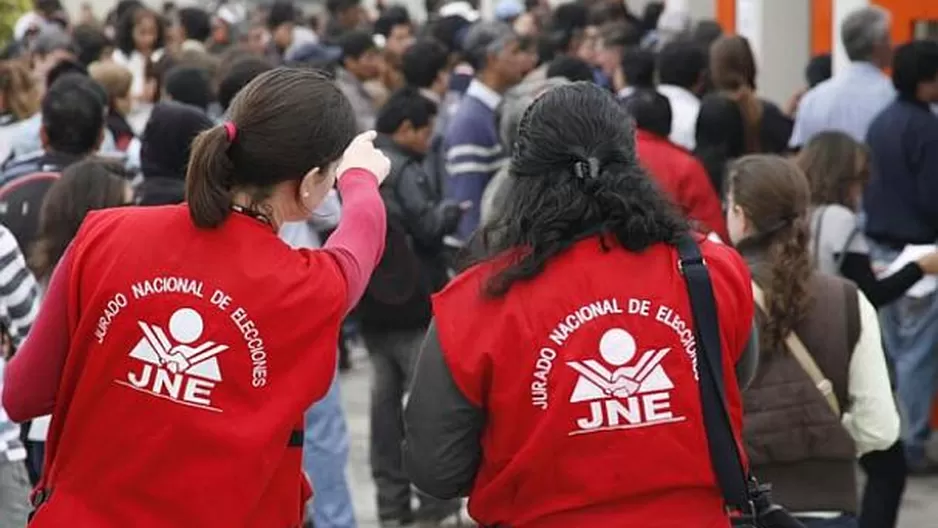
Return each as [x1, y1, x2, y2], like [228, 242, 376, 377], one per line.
[443, 80, 506, 239]
[0, 224, 40, 463]
[790, 62, 895, 148]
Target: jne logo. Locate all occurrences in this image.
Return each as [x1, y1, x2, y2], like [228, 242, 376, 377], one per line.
[566, 328, 685, 435]
[115, 307, 229, 412]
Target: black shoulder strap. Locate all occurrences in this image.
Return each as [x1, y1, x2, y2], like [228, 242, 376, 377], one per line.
[843, 280, 861, 353]
[675, 234, 753, 515]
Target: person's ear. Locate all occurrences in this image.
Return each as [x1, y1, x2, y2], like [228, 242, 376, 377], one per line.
[298, 166, 331, 213]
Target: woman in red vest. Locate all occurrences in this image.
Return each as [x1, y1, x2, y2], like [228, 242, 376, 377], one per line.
[1, 67, 390, 527]
[404, 82, 756, 527]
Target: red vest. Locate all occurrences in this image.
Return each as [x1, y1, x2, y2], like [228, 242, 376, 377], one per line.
[433, 236, 753, 528]
[32, 205, 345, 527]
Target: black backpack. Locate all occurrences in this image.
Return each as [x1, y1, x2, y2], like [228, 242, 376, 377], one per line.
[355, 161, 434, 331]
[0, 171, 60, 250]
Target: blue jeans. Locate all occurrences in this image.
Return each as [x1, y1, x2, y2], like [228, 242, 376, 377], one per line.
[795, 515, 858, 528]
[870, 242, 938, 466]
[303, 371, 356, 528]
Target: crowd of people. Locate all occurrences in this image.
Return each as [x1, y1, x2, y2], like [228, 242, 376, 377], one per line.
[0, 0, 937, 527]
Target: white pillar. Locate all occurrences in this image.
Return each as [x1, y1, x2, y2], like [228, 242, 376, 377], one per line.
[734, 0, 811, 106]
[832, 0, 871, 76]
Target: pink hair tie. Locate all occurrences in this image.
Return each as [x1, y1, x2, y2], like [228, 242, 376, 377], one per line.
[223, 121, 237, 142]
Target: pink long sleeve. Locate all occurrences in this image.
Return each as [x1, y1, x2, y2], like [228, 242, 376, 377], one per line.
[323, 169, 387, 312]
[3, 247, 73, 422]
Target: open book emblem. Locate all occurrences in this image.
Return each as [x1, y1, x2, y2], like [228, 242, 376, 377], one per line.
[129, 308, 228, 381]
[567, 328, 674, 402]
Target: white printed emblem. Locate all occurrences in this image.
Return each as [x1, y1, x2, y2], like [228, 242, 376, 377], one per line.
[116, 308, 228, 412]
[567, 328, 685, 435]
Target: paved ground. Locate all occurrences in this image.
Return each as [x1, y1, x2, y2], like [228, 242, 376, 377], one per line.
[336, 349, 938, 527]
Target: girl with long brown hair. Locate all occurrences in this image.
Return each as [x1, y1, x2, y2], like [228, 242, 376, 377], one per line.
[726, 155, 899, 528]
[799, 131, 938, 306]
[709, 35, 792, 155]
[799, 131, 938, 528]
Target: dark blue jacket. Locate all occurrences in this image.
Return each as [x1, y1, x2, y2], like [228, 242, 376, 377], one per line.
[864, 98, 938, 245]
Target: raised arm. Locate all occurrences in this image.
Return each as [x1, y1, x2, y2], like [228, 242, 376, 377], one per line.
[321, 131, 391, 312]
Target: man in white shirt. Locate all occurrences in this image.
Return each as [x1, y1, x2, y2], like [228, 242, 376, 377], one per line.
[656, 39, 707, 151]
[789, 6, 895, 148]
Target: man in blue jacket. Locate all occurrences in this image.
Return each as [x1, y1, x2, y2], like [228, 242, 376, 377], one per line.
[442, 20, 525, 239]
[865, 39, 938, 473]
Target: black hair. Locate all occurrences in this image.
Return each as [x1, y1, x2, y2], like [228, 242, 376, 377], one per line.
[551, 4, 589, 33]
[116, 7, 166, 55]
[547, 4, 589, 55]
[641, 1, 665, 33]
[892, 40, 938, 101]
[691, 20, 724, 49]
[402, 37, 449, 89]
[657, 38, 706, 90]
[186, 68, 357, 228]
[267, 1, 297, 30]
[622, 88, 671, 137]
[621, 48, 655, 89]
[375, 87, 438, 134]
[36, 0, 63, 16]
[588, 2, 628, 27]
[469, 82, 687, 296]
[46, 59, 88, 88]
[326, 0, 361, 16]
[693, 94, 745, 195]
[141, 101, 214, 184]
[805, 53, 832, 88]
[429, 14, 472, 55]
[115, 0, 144, 20]
[177, 7, 212, 42]
[338, 30, 377, 62]
[73, 24, 112, 66]
[163, 66, 213, 111]
[546, 56, 594, 83]
[374, 5, 411, 38]
[41, 73, 106, 156]
[218, 56, 274, 111]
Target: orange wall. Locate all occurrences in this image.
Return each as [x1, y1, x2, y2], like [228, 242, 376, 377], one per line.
[812, 0, 833, 55]
[879, 0, 938, 43]
[717, 0, 938, 56]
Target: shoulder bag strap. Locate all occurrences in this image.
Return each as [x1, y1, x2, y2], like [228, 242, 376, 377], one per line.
[811, 206, 827, 270]
[843, 282, 861, 351]
[675, 234, 754, 516]
[750, 282, 841, 416]
[834, 227, 860, 273]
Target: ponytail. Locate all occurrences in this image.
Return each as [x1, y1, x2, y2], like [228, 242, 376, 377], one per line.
[760, 216, 812, 354]
[186, 126, 235, 228]
[727, 84, 763, 154]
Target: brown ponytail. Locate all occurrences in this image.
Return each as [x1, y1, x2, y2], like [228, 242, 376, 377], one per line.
[761, 215, 812, 353]
[728, 155, 813, 354]
[185, 126, 235, 228]
[728, 85, 763, 154]
[183, 68, 358, 229]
